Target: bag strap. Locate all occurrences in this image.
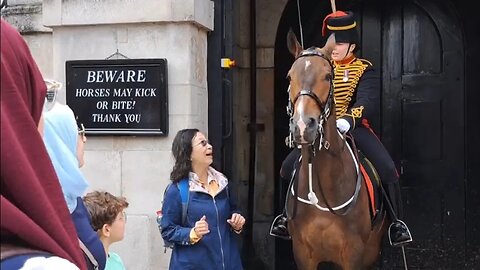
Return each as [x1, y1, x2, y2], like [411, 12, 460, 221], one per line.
[78, 238, 99, 270]
[177, 178, 190, 225]
[163, 183, 172, 198]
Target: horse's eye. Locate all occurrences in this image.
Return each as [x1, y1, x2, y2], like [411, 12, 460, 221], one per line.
[325, 74, 332, 81]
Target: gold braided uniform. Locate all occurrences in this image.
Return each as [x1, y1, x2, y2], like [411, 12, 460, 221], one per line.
[332, 57, 374, 129]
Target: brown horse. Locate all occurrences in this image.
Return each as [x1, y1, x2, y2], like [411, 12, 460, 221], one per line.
[285, 30, 387, 270]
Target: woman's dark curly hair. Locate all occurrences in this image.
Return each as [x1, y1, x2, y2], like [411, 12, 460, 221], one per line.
[170, 128, 199, 182]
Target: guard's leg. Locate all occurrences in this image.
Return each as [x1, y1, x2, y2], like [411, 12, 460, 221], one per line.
[351, 126, 412, 246]
[270, 148, 300, 240]
[383, 181, 413, 246]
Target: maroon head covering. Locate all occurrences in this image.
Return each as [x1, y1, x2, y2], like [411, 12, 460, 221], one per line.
[0, 19, 86, 269]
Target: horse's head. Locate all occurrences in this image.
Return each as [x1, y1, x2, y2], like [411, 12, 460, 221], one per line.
[287, 30, 336, 145]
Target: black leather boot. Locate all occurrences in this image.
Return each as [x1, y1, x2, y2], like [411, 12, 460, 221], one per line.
[385, 182, 413, 246]
[269, 214, 291, 240]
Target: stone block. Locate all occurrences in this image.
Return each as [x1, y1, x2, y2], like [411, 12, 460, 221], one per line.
[256, 0, 288, 47]
[109, 215, 150, 270]
[1, 2, 51, 33]
[121, 150, 173, 215]
[81, 150, 122, 195]
[43, 0, 214, 31]
[148, 215, 171, 269]
[256, 47, 274, 68]
[23, 33, 53, 78]
[112, 137, 170, 152]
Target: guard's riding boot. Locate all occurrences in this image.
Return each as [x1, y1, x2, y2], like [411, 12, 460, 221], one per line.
[270, 213, 291, 240]
[270, 148, 300, 241]
[385, 182, 413, 246]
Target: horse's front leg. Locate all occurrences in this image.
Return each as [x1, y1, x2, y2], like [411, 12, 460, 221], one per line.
[292, 239, 319, 270]
[339, 242, 367, 270]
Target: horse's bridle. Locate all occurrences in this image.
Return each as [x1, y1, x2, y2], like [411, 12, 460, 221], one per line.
[287, 48, 362, 216]
[287, 48, 334, 152]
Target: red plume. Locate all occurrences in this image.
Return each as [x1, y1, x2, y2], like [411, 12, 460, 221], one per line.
[322, 11, 348, 37]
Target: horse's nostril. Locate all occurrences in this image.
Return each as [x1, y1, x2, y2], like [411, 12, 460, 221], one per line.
[308, 117, 317, 127]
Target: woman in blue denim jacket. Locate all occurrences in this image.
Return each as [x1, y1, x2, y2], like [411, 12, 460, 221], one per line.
[161, 129, 245, 270]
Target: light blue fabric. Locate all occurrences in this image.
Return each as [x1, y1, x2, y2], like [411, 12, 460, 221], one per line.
[43, 103, 89, 213]
[105, 252, 126, 270]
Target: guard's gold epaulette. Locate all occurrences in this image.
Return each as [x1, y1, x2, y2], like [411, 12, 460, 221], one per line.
[357, 58, 373, 67]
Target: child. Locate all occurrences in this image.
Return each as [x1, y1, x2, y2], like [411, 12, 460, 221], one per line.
[83, 191, 129, 270]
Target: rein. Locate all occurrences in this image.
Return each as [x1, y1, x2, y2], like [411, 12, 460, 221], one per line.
[287, 48, 362, 215]
[290, 132, 362, 215]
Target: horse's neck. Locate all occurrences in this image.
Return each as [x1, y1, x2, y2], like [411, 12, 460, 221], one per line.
[299, 116, 356, 204]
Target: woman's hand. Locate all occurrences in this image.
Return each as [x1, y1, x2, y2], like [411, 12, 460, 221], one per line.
[227, 213, 245, 231]
[194, 215, 210, 236]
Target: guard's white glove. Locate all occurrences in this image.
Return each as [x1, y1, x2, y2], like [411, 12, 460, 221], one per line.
[336, 118, 351, 134]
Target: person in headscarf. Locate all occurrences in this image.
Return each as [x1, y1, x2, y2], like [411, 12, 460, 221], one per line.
[43, 102, 107, 270]
[43, 103, 90, 213]
[0, 18, 87, 269]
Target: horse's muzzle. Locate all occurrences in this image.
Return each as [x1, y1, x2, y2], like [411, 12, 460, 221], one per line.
[290, 115, 318, 144]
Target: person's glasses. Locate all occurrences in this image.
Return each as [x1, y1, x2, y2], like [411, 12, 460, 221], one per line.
[78, 123, 86, 136]
[194, 139, 209, 147]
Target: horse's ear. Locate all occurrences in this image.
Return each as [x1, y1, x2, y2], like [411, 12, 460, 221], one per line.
[321, 33, 336, 61]
[287, 29, 303, 58]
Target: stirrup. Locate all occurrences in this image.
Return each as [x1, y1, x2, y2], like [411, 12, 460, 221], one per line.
[269, 214, 291, 240]
[388, 220, 413, 247]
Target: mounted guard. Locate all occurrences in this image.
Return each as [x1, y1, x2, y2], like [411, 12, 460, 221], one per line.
[270, 10, 413, 247]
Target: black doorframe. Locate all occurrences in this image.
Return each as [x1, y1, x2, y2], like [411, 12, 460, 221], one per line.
[207, 0, 234, 177]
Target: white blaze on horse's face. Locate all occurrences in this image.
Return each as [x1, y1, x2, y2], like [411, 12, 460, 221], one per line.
[297, 60, 312, 140]
[289, 55, 331, 145]
[295, 100, 307, 139]
[305, 60, 311, 71]
[291, 93, 316, 144]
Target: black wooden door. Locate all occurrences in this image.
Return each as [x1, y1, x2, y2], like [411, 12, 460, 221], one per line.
[372, 0, 465, 268]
